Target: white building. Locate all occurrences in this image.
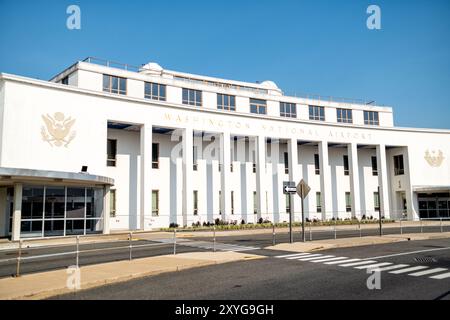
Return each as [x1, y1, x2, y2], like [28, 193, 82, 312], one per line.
[0, 57, 449, 240]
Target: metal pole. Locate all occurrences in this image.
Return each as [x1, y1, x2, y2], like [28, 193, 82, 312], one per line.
[301, 197, 306, 243]
[129, 232, 133, 261]
[440, 218, 443, 233]
[272, 223, 275, 246]
[213, 226, 216, 252]
[76, 236, 80, 268]
[378, 186, 382, 236]
[309, 221, 312, 241]
[420, 219, 423, 233]
[334, 219, 337, 239]
[173, 229, 177, 255]
[289, 195, 293, 244]
[16, 240, 22, 277]
[359, 219, 362, 237]
[400, 219, 402, 235]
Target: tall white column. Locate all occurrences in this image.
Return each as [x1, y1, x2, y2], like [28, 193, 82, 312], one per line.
[11, 183, 23, 241]
[182, 127, 193, 227]
[0, 188, 6, 237]
[256, 135, 266, 220]
[220, 131, 231, 221]
[403, 147, 417, 220]
[140, 125, 153, 231]
[288, 138, 300, 216]
[318, 141, 332, 220]
[103, 186, 111, 234]
[348, 143, 361, 218]
[376, 144, 390, 219]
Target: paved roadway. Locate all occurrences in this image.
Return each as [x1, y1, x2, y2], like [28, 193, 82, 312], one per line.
[52, 238, 450, 300]
[0, 224, 447, 278]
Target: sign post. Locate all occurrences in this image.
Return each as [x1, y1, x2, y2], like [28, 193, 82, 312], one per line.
[296, 179, 311, 243]
[283, 181, 297, 243]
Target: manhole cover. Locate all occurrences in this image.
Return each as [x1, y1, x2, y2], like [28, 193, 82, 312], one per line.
[414, 257, 437, 263]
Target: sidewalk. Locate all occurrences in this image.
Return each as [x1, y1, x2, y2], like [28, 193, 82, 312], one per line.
[0, 251, 264, 300]
[266, 232, 450, 252]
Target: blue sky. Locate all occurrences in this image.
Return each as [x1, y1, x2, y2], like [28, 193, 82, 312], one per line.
[0, 0, 449, 129]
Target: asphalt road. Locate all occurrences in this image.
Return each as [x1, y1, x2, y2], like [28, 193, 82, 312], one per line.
[52, 238, 450, 300]
[0, 224, 447, 278]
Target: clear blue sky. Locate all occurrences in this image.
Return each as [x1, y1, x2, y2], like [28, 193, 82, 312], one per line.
[0, 0, 449, 129]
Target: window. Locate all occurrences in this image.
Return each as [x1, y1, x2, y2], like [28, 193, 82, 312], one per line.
[107, 139, 117, 167]
[280, 102, 297, 118]
[193, 146, 198, 171]
[284, 152, 289, 174]
[231, 191, 234, 215]
[182, 88, 202, 106]
[193, 191, 198, 215]
[364, 111, 379, 125]
[110, 190, 116, 217]
[374, 192, 380, 212]
[371, 156, 378, 176]
[343, 155, 349, 176]
[152, 143, 159, 169]
[145, 82, 166, 101]
[103, 74, 126, 95]
[314, 154, 320, 175]
[250, 98, 267, 115]
[61, 76, 69, 85]
[345, 192, 352, 212]
[309, 105, 325, 121]
[316, 192, 322, 213]
[253, 191, 257, 214]
[152, 190, 159, 216]
[252, 150, 256, 173]
[394, 155, 404, 175]
[337, 108, 353, 123]
[285, 194, 290, 213]
[217, 94, 236, 111]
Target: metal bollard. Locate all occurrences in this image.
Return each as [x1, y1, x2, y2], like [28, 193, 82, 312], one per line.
[420, 220, 423, 233]
[173, 229, 177, 255]
[129, 232, 133, 261]
[309, 222, 312, 241]
[16, 240, 23, 277]
[359, 220, 362, 238]
[76, 236, 80, 268]
[334, 220, 337, 240]
[213, 226, 216, 252]
[400, 219, 403, 235]
[272, 223, 275, 246]
[440, 218, 443, 233]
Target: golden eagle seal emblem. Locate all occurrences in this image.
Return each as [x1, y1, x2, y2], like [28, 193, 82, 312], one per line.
[41, 112, 76, 147]
[424, 150, 444, 167]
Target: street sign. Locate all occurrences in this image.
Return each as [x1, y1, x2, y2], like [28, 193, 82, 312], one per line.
[283, 181, 297, 194]
[296, 179, 311, 199]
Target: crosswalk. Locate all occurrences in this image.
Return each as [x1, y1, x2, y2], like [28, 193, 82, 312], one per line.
[275, 252, 450, 281]
[153, 238, 260, 252]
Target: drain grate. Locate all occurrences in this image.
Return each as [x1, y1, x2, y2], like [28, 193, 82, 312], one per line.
[414, 257, 437, 263]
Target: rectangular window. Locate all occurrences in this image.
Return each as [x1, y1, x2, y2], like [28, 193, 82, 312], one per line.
[182, 88, 202, 106]
[364, 111, 379, 125]
[152, 143, 159, 169]
[284, 152, 289, 174]
[371, 156, 378, 176]
[253, 191, 257, 214]
[110, 190, 116, 217]
[394, 155, 404, 175]
[231, 191, 234, 215]
[343, 155, 349, 176]
[316, 192, 322, 213]
[280, 102, 297, 118]
[374, 192, 380, 212]
[314, 154, 320, 175]
[145, 82, 166, 101]
[250, 98, 267, 115]
[61, 76, 69, 85]
[217, 94, 236, 111]
[337, 108, 353, 123]
[285, 194, 290, 213]
[193, 146, 198, 171]
[103, 74, 126, 95]
[152, 190, 159, 216]
[309, 105, 325, 121]
[107, 139, 117, 167]
[345, 192, 352, 212]
[193, 191, 198, 215]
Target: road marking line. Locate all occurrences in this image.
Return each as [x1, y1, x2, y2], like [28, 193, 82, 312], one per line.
[354, 262, 393, 270]
[275, 253, 309, 258]
[362, 247, 450, 260]
[293, 254, 322, 260]
[389, 266, 428, 274]
[297, 255, 334, 261]
[408, 268, 448, 277]
[324, 258, 361, 265]
[374, 264, 410, 272]
[312, 257, 348, 263]
[430, 272, 450, 280]
[339, 260, 378, 267]
[286, 253, 318, 260]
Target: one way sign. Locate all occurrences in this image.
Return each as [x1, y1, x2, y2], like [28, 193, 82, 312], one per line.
[283, 181, 297, 194]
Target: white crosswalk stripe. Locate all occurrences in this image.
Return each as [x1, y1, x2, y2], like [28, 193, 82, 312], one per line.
[373, 264, 410, 272]
[285, 253, 317, 260]
[389, 266, 428, 274]
[354, 262, 393, 270]
[296, 254, 329, 261]
[324, 258, 360, 265]
[339, 260, 378, 267]
[312, 257, 348, 263]
[275, 253, 311, 258]
[430, 272, 450, 280]
[409, 268, 448, 277]
[298, 255, 335, 261]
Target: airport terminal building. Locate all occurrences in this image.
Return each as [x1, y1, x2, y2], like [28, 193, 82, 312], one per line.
[0, 58, 449, 240]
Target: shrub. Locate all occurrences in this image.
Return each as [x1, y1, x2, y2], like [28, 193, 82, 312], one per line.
[241, 219, 246, 225]
[169, 222, 179, 228]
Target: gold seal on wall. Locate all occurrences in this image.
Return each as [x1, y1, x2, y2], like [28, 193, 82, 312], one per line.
[424, 150, 444, 167]
[41, 112, 76, 147]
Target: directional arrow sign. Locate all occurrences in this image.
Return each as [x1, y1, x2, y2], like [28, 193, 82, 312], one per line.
[296, 179, 311, 199]
[283, 181, 297, 194]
